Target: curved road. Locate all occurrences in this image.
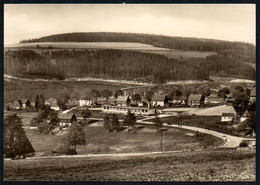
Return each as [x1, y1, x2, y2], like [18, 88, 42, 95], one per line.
[137, 117, 255, 148]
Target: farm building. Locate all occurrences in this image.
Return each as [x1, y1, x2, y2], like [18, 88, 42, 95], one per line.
[152, 94, 168, 107]
[116, 96, 131, 107]
[249, 87, 256, 103]
[187, 94, 205, 107]
[221, 113, 235, 122]
[58, 113, 75, 127]
[102, 105, 155, 116]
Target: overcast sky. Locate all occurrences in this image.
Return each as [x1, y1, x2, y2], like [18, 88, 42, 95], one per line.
[4, 4, 256, 45]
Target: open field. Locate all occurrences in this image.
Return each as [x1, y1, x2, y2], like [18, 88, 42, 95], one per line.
[4, 149, 255, 181]
[5, 42, 171, 50]
[23, 120, 223, 157]
[146, 115, 243, 137]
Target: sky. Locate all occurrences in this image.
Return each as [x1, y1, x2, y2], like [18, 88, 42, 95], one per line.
[4, 4, 256, 45]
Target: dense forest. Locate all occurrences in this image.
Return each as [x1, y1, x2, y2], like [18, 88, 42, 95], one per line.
[20, 32, 255, 60]
[4, 49, 210, 82]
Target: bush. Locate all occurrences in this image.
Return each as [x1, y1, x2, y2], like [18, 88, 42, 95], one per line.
[52, 141, 71, 155]
[239, 142, 248, 147]
[86, 143, 110, 154]
[66, 149, 77, 155]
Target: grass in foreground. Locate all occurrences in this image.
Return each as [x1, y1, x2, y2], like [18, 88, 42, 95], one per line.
[4, 149, 255, 181]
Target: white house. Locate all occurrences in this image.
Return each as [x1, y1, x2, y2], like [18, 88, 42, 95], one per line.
[221, 113, 235, 122]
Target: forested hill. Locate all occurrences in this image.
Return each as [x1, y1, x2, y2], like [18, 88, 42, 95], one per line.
[4, 49, 210, 82]
[20, 32, 255, 58]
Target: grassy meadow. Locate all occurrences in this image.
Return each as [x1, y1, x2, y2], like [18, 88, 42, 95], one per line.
[4, 149, 255, 181]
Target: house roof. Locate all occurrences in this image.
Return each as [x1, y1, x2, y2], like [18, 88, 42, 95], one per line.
[242, 110, 249, 117]
[226, 94, 233, 98]
[207, 96, 221, 101]
[188, 94, 203, 101]
[222, 113, 235, 117]
[108, 96, 116, 102]
[116, 96, 130, 102]
[97, 97, 107, 103]
[152, 94, 167, 101]
[250, 87, 256, 97]
[20, 136, 35, 154]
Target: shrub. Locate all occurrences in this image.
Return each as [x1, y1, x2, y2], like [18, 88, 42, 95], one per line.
[239, 142, 248, 147]
[86, 143, 110, 154]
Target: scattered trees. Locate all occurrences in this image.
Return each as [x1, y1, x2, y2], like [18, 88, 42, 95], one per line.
[103, 114, 121, 132]
[101, 90, 112, 99]
[124, 110, 136, 131]
[81, 108, 92, 123]
[114, 90, 123, 98]
[30, 106, 59, 134]
[66, 123, 86, 150]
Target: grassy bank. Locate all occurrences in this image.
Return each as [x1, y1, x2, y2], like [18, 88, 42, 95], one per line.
[4, 149, 255, 181]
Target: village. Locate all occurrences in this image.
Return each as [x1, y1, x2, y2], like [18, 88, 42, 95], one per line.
[5, 86, 256, 131]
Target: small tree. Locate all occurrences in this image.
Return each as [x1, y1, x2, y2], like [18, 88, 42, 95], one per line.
[81, 108, 92, 123]
[132, 94, 141, 104]
[111, 114, 121, 132]
[71, 114, 77, 123]
[66, 123, 86, 150]
[91, 89, 101, 98]
[114, 90, 123, 98]
[154, 117, 167, 151]
[103, 115, 111, 132]
[124, 110, 136, 131]
[57, 92, 70, 110]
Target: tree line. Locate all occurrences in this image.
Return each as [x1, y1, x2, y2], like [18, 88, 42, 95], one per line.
[5, 49, 210, 82]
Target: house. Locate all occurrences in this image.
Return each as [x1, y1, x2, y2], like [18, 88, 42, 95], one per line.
[221, 113, 235, 122]
[79, 98, 92, 107]
[249, 87, 256, 103]
[240, 110, 249, 122]
[187, 94, 205, 107]
[152, 94, 168, 107]
[96, 97, 107, 106]
[58, 113, 74, 127]
[205, 95, 223, 105]
[46, 98, 60, 111]
[21, 99, 28, 109]
[116, 96, 131, 107]
[177, 95, 188, 105]
[13, 100, 21, 110]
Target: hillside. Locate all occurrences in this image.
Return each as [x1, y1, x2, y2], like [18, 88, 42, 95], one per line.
[5, 32, 256, 81]
[20, 32, 255, 56]
[4, 49, 210, 82]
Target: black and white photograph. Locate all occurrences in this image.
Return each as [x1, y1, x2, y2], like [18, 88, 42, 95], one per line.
[3, 3, 256, 181]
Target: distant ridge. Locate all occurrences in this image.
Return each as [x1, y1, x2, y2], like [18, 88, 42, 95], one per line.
[20, 32, 255, 53]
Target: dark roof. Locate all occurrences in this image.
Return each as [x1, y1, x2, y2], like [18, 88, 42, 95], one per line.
[222, 113, 235, 117]
[250, 87, 256, 97]
[152, 94, 167, 101]
[188, 94, 203, 101]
